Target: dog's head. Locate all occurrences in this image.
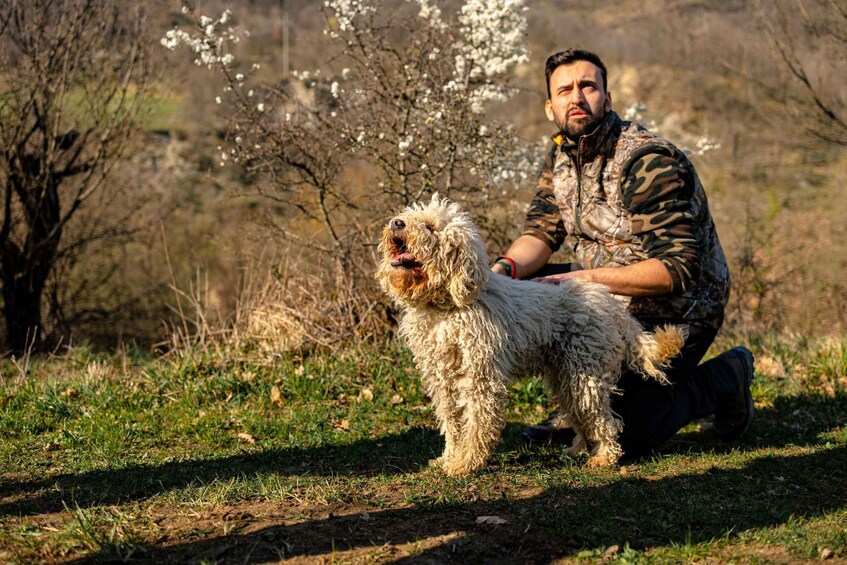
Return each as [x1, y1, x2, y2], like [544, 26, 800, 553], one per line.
[376, 194, 489, 309]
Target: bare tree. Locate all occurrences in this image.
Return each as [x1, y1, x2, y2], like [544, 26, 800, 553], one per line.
[760, 0, 847, 145]
[162, 1, 538, 349]
[0, 0, 152, 355]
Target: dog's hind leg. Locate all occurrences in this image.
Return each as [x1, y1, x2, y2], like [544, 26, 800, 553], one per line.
[565, 422, 589, 458]
[586, 383, 624, 467]
[570, 374, 623, 468]
[585, 417, 623, 468]
[550, 375, 589, 459]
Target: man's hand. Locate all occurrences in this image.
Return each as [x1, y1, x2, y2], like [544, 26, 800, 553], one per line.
[534, 258, 674, 297]
[533, 270, 592, 285]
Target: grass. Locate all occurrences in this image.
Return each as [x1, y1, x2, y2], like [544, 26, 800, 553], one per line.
[1, 335, 846, 563]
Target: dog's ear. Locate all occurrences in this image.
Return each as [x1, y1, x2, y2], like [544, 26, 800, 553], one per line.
[442, 216, 489, 308]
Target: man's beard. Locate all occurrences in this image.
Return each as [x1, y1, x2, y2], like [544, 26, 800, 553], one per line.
[560, 106, 606, 141]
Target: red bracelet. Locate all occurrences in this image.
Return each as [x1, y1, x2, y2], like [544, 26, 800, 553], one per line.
[494, 256, 517, 279]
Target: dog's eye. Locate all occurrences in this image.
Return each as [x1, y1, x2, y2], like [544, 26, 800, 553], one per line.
[424, 224, 435, 233]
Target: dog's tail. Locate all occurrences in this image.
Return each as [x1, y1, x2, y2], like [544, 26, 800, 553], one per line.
[628, 324, 685, 383]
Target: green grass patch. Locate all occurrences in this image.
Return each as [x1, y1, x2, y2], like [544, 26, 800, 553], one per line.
[1, 336, 846, 563]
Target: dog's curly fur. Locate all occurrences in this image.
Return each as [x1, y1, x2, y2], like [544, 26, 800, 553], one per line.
[376, 196, 684, 476]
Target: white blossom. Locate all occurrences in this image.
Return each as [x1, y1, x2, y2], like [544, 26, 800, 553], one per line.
[398, 135, 413, 154]
[159, 9, 244, 69]
[325, 0, 375, 32]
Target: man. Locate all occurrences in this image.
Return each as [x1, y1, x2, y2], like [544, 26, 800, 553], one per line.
[492, 49, 754, 457]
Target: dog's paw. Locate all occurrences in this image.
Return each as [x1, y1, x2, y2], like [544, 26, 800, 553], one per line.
[442, 464, 474, 477]
[428, 456, 445, 468]
[441, 458, 482, 477]
[586, 454, 618, 468]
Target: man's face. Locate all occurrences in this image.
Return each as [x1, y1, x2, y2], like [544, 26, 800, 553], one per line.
[545, 61, 612, 141]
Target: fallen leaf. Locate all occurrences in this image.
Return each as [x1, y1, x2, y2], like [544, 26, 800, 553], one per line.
[60, 388, 78, 399]
[390, 394, 404, 405]
[237, 433, 257, 444]
[359, 388, 374, 402]
[475, 516, 507, 525]
[270, 385, 283, 406]
[336, 419, 350, 431]
[619, 466, 629, 477]
[821, 548, 833, 560]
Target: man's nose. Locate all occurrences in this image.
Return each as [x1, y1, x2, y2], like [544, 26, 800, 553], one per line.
[391, 218, 405, 231]
[568, 86, 586, 103]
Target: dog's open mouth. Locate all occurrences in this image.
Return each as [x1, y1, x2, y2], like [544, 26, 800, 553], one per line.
[389, 235, 422, 268]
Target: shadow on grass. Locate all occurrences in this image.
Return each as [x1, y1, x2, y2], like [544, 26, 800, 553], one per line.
[0, 393, 847, 562]
[0, 426, 443, 517]
[67, 444, 847, 564]
[661, 389, 847, 458]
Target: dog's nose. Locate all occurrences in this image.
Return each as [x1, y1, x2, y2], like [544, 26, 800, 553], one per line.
[390, 218, 405, 231]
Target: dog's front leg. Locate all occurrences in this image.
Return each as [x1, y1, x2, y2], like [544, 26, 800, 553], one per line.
[441, 375, 508, 477]
[428, 383, 462, 469]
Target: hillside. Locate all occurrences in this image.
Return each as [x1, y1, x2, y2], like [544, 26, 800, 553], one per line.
[5, 0, 842, 348]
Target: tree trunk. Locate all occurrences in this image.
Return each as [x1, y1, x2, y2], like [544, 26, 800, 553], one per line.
[1, 173, 61, 356]
[2, 275, 44, 355]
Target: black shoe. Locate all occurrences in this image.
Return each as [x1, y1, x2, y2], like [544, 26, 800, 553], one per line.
[713, 346, 755, 441]
[521, 409, 577, 445]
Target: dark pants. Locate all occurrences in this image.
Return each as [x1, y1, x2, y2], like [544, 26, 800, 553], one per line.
[613, 321, 722, 457]
[533, 263, 729, 456]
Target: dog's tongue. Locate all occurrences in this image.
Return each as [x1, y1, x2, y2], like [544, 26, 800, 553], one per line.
[391, 252, 417, 266]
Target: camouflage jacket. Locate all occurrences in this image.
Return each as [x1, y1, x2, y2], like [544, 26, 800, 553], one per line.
[522, 111, 730, 328]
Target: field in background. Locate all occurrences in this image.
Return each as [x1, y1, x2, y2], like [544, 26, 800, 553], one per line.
[1, 334, 846, 562]
[5, 0, 842, 350]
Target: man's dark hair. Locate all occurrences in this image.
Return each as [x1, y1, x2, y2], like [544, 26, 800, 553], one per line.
[545, 49, 608, 98]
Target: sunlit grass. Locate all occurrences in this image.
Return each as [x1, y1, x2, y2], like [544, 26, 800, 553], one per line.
[1, 336, 845, 562]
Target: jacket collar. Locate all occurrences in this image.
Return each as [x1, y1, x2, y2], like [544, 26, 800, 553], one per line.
[552, 110, 622, 163]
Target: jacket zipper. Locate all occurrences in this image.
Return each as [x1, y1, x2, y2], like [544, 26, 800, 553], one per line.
[573, 136, 584, 234]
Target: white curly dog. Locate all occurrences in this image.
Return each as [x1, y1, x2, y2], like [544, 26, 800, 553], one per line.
[376, 196, 683, 476]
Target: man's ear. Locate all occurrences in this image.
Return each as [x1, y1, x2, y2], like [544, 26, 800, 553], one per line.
[545, 99, 555, 123]
[604, 91, 612, 113]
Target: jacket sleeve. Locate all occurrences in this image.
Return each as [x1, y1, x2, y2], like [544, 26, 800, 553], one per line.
[621, 147, 701, 294]
[521, 147, 566, 252]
